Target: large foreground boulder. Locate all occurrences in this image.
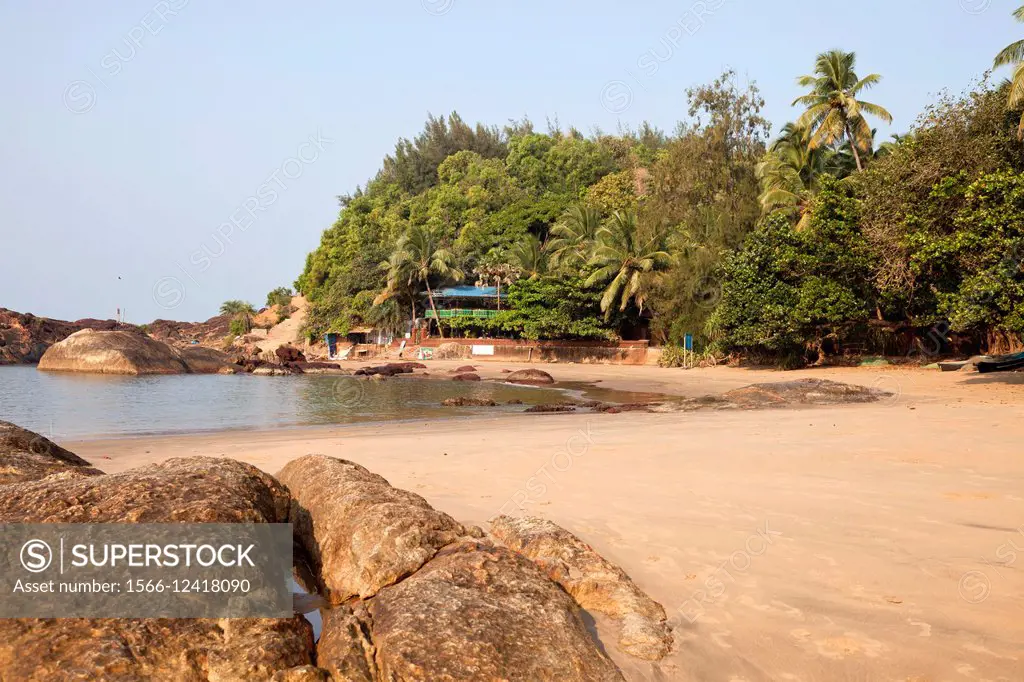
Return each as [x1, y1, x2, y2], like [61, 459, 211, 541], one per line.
[505, 368, 555, 385]
[37, 329, 199, 375]
[318, 541, 624, 682]
[0, 420, 103, 485]
[0, 442, 314, 680]
[277, 455, 466, 602]
[490, 515, 672, 661]
[0, 617, 315, 682]
[0, 456, 289, 524]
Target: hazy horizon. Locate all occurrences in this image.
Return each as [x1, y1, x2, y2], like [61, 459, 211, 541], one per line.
[1, 0, 1018, 323]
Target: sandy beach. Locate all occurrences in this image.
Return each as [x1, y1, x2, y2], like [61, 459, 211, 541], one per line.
[68, 363, 1024, 681]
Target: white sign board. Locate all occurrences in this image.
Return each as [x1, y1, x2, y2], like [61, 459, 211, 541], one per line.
[472, 345, 495, 356]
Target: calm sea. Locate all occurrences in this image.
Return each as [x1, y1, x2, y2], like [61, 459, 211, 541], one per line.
[0, 365, 560, 439]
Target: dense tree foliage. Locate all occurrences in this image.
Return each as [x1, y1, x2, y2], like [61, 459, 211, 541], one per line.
[298, 29, 1024, 363]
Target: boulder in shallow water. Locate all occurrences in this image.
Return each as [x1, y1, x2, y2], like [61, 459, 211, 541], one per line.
[36, 329, 226, 375]
[451, 372, 481, 382]
[276, 455, 466, 602]
[490, 515, 672, 661]
[441, 397, 497, 407]
[505, 368, 555, 385]
[351, 540, 624, 681]
[0, 420, 103, 485]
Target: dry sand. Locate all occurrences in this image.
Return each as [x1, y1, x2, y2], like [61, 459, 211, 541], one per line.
[68, 363, 1024, 681]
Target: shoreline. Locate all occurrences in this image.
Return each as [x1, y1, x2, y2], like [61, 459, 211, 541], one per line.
[48, 365, 1024, 678]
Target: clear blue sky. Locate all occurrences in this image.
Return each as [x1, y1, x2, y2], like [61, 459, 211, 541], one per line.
[0, 0, 1018, 322]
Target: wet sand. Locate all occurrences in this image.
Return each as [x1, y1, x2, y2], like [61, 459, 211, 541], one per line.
[68, 363, 1024, 681]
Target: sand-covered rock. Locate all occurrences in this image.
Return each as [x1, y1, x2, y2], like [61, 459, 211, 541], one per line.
[276, 455, 466, 602]
[358, 540, 624, 681]
[0, 456, 290, 524]
[0, 420, 103, 485]
[490, 515, 672, 661]
[37, 329, 195, 375]
[0, 616, 316, 682]
[722, 378, 886, 408]
[505, 368, 555, 385]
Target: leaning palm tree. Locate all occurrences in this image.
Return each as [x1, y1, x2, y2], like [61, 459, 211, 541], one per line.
[376, 224, 463, 338]
[511, 234, 548, 280]
[546, 204, 602, 270]
[994, 5, 1024, 138]
[793, 49, 892, 172]
[585, 211, 672, 321]
[219, 300, 256, 333]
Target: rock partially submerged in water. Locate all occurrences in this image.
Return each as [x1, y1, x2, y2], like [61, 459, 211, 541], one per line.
[37, 329, 230, 375]
[441, 397, 497, 407]
[490, 515, 672, 661]
[277, 455, 466, 603]
[524, 404, 576, 413]
[0, 456, 290, 524]
[0, 420, 103, 485]
[451, 372, 481, 382]
[505, 368, 555, 385]
[340, 540, 624, 681]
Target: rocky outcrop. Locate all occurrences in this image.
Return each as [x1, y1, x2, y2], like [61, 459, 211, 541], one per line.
[344, 541, 624, 681]
[505, 368, 555, 385]
[0, 420, 103, 485]
[490, 515, 672, 661]
[37, 329, 229, 375]
[147, 314, 233, 349]
[0, 308, 137, 365]
[276, 455, 466, 603]
[0, 456, 290, 524]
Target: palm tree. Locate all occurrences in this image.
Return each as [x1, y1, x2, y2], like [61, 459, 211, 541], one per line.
[376, 224, 463, 338]
[793, 50, 892, 171]
[546, 205, 602, 270]
[585, 211, 672, 321]
[994, 5, 1024, 138]
[511, 234, 548, 280]
[219, 300, 256, 333]
[757, 122, 847, 229]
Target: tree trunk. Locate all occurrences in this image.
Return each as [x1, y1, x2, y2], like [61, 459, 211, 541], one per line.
[496, 278, 501, 312]
[425, 283, 444, 339]
[845, 121, 864, 172]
